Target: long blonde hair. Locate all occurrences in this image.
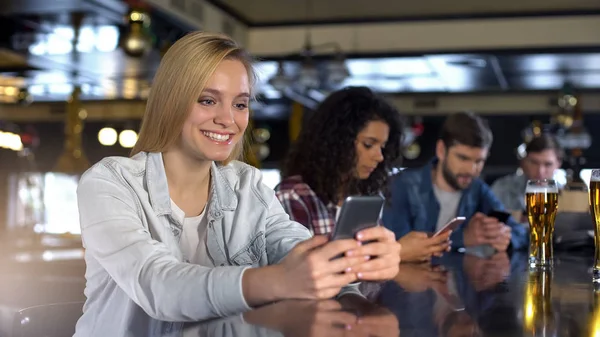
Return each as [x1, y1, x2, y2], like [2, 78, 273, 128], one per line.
[131, 32, 256, 164]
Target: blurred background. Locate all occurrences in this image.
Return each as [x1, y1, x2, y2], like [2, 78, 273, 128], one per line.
[2, 0, 598, 235]
[0, 1, 598, 333]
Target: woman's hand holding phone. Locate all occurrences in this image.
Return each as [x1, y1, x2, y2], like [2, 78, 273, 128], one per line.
[245, 227, 401, 305]
[397, 231, 452, 262]
[270, 235, 366, 300]
[343, 226, 401, 281]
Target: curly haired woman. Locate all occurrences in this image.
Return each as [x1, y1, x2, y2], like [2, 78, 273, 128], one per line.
[275, 86, 400, 230]
[275, 86, 451, 263]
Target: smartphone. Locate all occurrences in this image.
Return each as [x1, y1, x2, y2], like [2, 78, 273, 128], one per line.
[330, 195, 385, 241]
[487, 210, 511, 223]
[433, 216, 466, 237]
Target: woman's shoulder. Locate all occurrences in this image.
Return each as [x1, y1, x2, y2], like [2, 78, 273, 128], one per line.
[275, 175, 315, 195]
[216, 160, 261, 184]
[80, 154, 144, 183]
[215, 160, 276, 198]
[77, 155, 150, 210]
[80, 153, 147, 183]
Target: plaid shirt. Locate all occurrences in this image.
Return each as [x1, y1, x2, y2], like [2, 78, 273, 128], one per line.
[274, 175, 337, 235]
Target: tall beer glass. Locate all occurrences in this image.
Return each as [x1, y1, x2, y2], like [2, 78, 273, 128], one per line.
[589, 169, 600, 281]
[526, 179, 558, 268]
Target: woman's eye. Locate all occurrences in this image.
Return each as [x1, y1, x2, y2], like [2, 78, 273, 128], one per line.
[363, 143, 373, 149]
[234, 103, 248, 110]
[198, 98, 216, 105]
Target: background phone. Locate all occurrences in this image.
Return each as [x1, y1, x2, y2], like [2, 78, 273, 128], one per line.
[433, 216, 466, 237]
[487, 210, 511, 223]
[331, 195, 385, 241]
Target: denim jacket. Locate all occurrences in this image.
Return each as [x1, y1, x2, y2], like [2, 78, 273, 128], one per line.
[74, 152, 312, 336]
[381, 160, 528, 250]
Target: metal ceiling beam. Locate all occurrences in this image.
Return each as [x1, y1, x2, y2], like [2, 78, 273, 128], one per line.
[387, 92, 600, 115]
[247, 15, 600, 57]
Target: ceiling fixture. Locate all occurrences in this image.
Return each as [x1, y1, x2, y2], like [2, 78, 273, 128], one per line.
[268, 40, 350, 93]
[121, 1, 153, 57]
[446, 58, 488, 68]
[267, 0, 350, 93]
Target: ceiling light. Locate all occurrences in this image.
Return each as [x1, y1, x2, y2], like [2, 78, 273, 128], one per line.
[0, 131, 23, 151]
[325, 54, 350, 86]
[296, 61, 320, 90]
[123, 23, 152, 57]
[266, 36, 350, 93]
[267, 62, 290, 91]
[98, 127, 117, 146]
[252, 128, 271, 143]
[122, 9, 152, 58]
[119, 129, 138, 148]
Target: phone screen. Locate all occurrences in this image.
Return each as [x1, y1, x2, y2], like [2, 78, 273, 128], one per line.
[487, 210, 511, 223]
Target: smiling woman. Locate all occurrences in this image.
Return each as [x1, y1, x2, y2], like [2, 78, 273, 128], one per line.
[73, 32, 402, 337]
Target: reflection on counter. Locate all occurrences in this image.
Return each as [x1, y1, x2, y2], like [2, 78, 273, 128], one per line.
[4, 244, 600, 336]
[13, 248, 84, 263]
[523, 269, 557, 337]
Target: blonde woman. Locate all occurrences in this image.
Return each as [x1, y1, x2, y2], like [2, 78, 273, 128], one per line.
[74, 32, 401, 336]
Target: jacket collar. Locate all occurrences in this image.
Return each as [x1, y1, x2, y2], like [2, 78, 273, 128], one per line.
[144, 152, 238, 217]
[418, 158, 437, 196]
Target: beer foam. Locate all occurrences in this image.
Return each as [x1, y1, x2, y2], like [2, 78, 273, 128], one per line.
[526, 186, 558, 193]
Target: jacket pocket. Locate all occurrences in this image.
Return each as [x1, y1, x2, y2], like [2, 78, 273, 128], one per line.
[230, 231, 265, 266]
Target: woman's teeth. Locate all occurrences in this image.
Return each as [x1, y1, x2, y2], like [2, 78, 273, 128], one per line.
[202, 131, 231, 142]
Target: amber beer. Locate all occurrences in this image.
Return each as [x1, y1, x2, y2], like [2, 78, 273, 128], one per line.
[589, 171, 600, 280]
[526, 180, 558, 268]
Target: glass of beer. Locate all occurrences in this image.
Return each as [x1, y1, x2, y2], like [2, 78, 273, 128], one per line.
[589, 169, 600, 281]
[526, 179, 558, 269]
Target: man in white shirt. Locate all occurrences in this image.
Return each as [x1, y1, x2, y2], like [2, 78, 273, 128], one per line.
[491, 134, 563, 217]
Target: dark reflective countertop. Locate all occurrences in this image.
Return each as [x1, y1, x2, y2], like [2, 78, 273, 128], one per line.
[2, 244, 600, 337]
[181, 250, 599, 337]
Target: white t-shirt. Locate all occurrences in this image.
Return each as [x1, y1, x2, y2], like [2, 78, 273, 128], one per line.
[433, 184, 461, 231]
[170, 200, 212, 267]
[170, 200, 213, 336]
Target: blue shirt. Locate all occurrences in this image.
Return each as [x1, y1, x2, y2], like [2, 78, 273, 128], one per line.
[381, 160, 528, 250]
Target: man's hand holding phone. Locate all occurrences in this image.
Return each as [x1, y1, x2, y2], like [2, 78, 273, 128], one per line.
[398, 230, 452, 262]
[463, 212, 512, 251]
